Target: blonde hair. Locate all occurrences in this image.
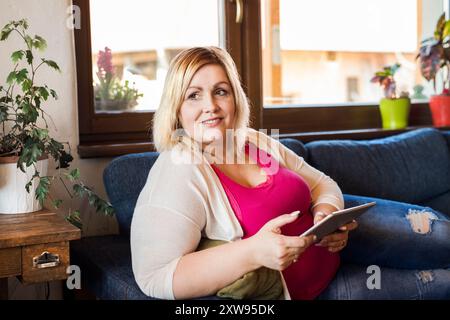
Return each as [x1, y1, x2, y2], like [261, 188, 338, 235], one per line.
[152, 46, 250, 152]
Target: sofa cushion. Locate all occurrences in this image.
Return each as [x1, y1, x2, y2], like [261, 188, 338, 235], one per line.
[306, 128, 450, 205]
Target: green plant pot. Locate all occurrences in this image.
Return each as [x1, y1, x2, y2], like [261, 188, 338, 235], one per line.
[379, 98, 410, 129]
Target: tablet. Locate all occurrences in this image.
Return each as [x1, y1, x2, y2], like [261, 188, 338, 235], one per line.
[300, 201, 376, 240]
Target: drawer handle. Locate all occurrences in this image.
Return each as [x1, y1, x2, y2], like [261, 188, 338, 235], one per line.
[33, 251, 60, 269]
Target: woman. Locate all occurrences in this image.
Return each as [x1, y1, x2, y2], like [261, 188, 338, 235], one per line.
[131, 46, 450, 300]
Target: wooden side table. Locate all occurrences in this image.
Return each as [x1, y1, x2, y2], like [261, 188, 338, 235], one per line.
[0, 210, 81, 299]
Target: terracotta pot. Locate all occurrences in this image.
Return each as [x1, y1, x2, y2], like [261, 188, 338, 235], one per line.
[0, 155, 49, 214]
[429, 95, 450, 127]
[379, 97, 410, 129]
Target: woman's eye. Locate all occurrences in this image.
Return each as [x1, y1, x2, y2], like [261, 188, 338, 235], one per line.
[216, 89, 228, 96]
[188, 92, 199, 100]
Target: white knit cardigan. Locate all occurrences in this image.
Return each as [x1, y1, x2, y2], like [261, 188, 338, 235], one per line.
[130, 128, 344, 299]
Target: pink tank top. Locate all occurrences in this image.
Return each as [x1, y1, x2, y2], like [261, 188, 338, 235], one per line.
[211, 144, 340, 300]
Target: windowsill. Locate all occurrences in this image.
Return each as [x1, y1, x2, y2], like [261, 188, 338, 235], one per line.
[77, 125, 450, 158]
[78, 141, 155, 158]
[263, 99, 430, 109]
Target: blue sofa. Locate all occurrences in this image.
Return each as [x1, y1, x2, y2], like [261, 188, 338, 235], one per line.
[70, 128, 450, 299]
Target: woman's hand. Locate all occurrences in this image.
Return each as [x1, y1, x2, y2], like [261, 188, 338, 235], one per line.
[248, 212, 316, 271]
[313, 211, 358, 253]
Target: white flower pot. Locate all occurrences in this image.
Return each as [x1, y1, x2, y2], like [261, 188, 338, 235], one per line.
[0, 156, 49, 214]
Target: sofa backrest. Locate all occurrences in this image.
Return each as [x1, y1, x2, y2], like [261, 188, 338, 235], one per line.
[306, 128, 450, 204]
[103, 152, 159, 235]
[103, 139, 305, 236]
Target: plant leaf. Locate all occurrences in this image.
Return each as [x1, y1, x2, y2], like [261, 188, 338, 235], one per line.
[11, 50, 24, 63]
[52, 199, 63, 209]
[0, 28, 12, 41]
[25, 179, 33, 193]
[66, 211, 82, 229]
[66, 168, 80, 182]
[57, 150, 73, 169]
[25, 50, 33, 64]
[105, 205, 115, 216]
[6, 71, 16, 84]
[73, 184, 85, 198]
[88, 193, 97, 206]
[17, 19, 29, 30]
[38, 87, 49, 100]
[35, 176, 50, 204]
[15, 68, 29, 84]
[32, 128, 49, 140]
[33, 35, 47, 51]
[21, 79, 32, 92]
[21, 101, 39, 124]
[49, 89, 58, 99]
[42, 59, 60, 72]
[19, 141, 43, 167]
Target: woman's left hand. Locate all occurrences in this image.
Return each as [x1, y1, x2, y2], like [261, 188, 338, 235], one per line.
[313, 212, 358, 252]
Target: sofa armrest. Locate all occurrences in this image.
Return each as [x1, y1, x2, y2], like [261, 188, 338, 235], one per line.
[443, 131, 450, 150]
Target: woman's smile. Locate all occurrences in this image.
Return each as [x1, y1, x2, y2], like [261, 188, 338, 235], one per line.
[201, 117, 223, 127]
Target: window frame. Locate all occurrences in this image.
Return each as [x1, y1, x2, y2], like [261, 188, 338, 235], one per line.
[74, 0, 442, 159]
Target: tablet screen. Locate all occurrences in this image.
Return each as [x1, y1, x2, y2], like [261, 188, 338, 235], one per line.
[300, 201, 376, 240]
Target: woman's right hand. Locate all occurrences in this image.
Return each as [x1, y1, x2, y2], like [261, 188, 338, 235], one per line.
[248, 212, 316, 271]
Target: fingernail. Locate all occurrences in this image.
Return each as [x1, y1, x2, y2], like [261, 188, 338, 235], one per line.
[340, 226, 347, 231]
[313, 235, 318, 242]
[290, 210, 300, 217]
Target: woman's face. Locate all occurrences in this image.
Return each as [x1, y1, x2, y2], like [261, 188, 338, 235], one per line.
[179, 64, 236, 146]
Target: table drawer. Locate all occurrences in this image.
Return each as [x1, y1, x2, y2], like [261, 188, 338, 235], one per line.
[0, 247, 21, 278]
[21, 241, 69, 284]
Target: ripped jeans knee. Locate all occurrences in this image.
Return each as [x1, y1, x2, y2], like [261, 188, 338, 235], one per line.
[406, 209, 438, 235]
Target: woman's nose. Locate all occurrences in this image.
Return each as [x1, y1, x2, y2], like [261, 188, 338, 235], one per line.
[202, 95, 219, 113]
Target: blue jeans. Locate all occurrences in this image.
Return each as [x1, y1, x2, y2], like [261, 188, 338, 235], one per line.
[317, 195, 450, 299]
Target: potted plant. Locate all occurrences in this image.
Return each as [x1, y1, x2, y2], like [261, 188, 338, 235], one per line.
[0, 19, 114, 228]
[417, 13, 450, 127]
[94, 47, 143, 111]
[371, 63, 410, 129]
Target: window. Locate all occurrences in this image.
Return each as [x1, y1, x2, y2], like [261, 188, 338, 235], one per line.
[262, 0, 442, 105]
[74, 0, 261, 157]
[260, 0, 441, 137]
[90, 0, 220, 112]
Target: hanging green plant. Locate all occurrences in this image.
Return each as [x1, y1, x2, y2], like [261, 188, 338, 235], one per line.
[0, 19, 114, 228]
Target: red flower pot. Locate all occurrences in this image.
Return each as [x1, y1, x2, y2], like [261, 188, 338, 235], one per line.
[429, 95, 450, 127]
